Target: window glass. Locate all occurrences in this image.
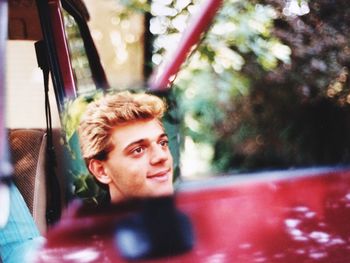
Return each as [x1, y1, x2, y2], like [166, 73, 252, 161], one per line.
[149, 0, 350, 179]
[62, 9, 96, 95]
[82, 0, 145, 88]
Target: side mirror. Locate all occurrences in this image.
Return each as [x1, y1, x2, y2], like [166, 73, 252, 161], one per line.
[115, 195, 194, 260]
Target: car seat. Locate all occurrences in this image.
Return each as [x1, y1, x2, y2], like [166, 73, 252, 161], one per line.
[8, 129, 49, 234]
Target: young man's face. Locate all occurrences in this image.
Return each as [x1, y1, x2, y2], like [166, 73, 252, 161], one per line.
[96, 118, 174, 202]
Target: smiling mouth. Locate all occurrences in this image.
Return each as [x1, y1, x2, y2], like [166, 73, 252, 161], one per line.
[147, 169, 171, 182]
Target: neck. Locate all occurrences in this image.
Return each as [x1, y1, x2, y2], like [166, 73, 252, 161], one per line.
[108, 184, 126, 203]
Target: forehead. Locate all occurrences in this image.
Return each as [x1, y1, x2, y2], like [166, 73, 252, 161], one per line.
[110, 118, 165, 148]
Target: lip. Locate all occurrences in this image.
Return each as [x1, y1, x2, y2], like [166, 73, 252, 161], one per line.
[147, 169, 171, 182]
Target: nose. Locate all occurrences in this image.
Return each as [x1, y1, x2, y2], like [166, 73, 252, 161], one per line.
[150, 143, 168, 165]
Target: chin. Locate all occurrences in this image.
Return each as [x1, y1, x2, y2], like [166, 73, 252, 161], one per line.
[153, 185, 174, 197]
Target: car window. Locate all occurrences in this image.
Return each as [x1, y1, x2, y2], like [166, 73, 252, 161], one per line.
[78, 0, 145, 88]
[148, 0, 350, 179]
[62, 9, 96, 96]
[56, 0, 350, 206]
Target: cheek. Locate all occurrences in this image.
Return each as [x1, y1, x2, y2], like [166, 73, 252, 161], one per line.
[167, 150, 174, 164]
[107, 156, 148, 182]
[108, 159, 147, 180]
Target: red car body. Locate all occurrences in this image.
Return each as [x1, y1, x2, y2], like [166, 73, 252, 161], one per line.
[34, 167, 350, 262]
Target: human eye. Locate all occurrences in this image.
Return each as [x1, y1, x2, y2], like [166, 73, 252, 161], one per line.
[130, 146, 145, 157]
[159, 139, 169, 147]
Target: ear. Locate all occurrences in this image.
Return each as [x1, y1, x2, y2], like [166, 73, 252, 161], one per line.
[88, 159, 112, 185]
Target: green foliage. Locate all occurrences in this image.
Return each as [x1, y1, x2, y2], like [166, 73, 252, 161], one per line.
[119, 0, 150, 12]
[148, 0, 350, 174]
[162, 0, 291, 173]
[61, 92, 103, 147]
[116, 0, 150, 19]
[60, 92, 106, 204]
[73, 172, 102, 204]
[115, 0, 350, 177]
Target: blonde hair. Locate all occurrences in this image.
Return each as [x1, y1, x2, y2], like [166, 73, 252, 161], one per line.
[78, 91, 166, 161]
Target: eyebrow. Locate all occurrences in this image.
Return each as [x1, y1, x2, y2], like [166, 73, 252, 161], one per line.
[123, 133, 168, 152]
